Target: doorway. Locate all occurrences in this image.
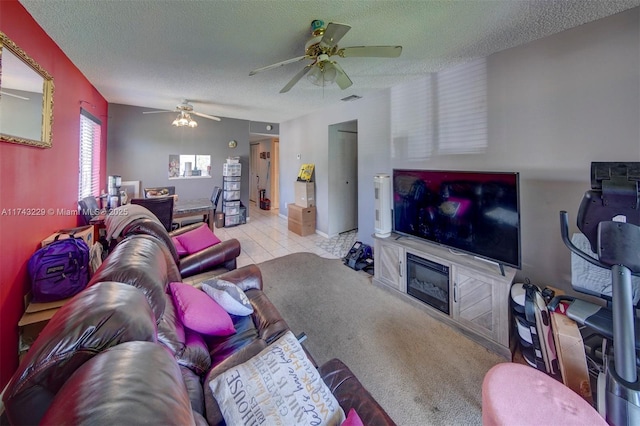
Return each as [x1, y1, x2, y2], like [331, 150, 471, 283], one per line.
[250, 143, 260, 203]
[328, 121, 358, 236]
[249, 136, 280, 211]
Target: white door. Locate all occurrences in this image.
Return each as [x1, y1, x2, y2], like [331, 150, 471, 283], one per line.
[329, 124, 358, 235]
[250, 143, 259, 203]
[270, 138, 280, 209]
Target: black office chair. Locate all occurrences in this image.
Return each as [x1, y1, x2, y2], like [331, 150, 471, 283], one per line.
[211, 186, 222, 214]
[78, 196, 100, 226]
[130, 196, 175, 232]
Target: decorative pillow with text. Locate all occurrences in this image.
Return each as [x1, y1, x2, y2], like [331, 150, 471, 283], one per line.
[209, 331, 345, 426]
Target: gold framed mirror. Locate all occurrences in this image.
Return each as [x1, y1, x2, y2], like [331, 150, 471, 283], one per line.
[0, 31, 54, 148]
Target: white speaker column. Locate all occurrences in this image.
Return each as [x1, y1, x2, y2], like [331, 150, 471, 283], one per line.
[374, 174, 392, 238]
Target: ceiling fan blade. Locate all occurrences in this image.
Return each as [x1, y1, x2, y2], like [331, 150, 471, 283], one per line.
[320, 22, 351, 49]
[142, 110, 175, 114]
[331, 62, 353, 90]
[0, 90, 30, 101]
[192, 111, 221, 121]
[280, 64, 313, 93]
[339, 45, 402, 58]
[249, 56, 308, 76]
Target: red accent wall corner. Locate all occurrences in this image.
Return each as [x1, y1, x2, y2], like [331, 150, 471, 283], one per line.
[0, 0, 108, 389]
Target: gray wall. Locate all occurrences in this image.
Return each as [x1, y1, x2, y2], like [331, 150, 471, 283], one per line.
[107, 103, 251, 211]
[279, 8, 640, 293]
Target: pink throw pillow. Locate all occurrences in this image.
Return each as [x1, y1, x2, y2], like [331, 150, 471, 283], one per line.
[169, 282, 235, 336]
[172, 237, 188, 256]
[175, 224, 221, 254]
[342, 408, 364, 426]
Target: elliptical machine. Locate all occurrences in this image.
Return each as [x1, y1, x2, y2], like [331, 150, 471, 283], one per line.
[555, 162, 640, 425]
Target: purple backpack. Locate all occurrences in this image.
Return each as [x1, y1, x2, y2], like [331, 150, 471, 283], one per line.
[28, 237, 90, 303]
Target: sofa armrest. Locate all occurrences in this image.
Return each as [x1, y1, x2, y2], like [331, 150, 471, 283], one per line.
[179, 239, 241, 279]
[319, 358, 397, 426]
[169, 222, 204, 238]
[212, 264, 263, 291]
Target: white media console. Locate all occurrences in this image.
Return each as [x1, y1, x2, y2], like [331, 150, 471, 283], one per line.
[373, 233, 516, 359]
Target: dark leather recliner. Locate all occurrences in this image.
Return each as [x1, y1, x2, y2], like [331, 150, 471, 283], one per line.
[122, 218, 241, 279]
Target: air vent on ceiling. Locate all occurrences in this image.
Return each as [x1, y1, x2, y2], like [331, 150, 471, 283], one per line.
[341, 95, 362, 102]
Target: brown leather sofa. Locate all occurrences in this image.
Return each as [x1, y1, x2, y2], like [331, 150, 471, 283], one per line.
[3, 220, 395, 425]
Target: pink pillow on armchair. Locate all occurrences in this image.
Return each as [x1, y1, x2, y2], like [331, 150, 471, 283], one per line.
[171, 237, 188, 256]
[175, 224, 221, 254]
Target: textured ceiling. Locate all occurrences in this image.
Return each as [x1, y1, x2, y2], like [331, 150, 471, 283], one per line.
[18, 0, 640, 123]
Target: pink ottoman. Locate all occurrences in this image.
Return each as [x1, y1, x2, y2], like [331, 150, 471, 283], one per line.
[482, 363, 606, 425]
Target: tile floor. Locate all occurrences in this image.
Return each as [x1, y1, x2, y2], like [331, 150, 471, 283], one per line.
[213, 202, 349, 267]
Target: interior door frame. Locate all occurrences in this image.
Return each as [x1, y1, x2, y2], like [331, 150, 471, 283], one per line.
[328, 120, 358, 236]
[249, 143, 259, 203]
[270, 138, 280, 209]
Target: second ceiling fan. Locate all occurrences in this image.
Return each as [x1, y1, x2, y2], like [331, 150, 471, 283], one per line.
[250, 19, 402, 93]
[142, 100, 221, 127]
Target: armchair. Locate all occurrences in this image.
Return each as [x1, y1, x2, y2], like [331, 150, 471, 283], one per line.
[121, 219, 241, 280]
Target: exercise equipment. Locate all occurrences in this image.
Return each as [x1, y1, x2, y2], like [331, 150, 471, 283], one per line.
[553, 162, 640, 425]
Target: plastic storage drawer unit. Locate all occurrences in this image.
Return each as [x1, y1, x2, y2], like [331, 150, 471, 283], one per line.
[223, 190, 241, 201]
[223, 201, 241, 216]
[223, 179, 241, 191]
[225, 214, 241, 227]
[223, 163, 242, 177]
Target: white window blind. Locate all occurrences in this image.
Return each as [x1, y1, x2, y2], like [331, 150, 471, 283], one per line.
[436, 58, 487, 154]
[391, 75, 433, 161]
[78, 110, 101, 200]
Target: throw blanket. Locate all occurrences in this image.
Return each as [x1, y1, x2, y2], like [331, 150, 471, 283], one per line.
[105, 204, 163, 241]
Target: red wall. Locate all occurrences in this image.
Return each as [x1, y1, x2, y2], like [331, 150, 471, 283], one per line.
[0, 1, 108, 389]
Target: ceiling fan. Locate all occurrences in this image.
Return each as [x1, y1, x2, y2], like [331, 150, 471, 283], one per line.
[143, 99, 221, 127]
[250, 19, 402, 93]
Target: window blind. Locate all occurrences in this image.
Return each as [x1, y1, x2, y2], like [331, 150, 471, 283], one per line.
[436, 58, 488, 154]
[78, 109, 101, 200]
[391, 75, 433, 161]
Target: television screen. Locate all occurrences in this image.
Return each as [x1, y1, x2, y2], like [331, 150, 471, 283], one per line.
[393, 169, 521, 269]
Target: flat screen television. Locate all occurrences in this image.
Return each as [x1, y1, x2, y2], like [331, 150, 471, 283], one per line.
[393, 169, 521, 269]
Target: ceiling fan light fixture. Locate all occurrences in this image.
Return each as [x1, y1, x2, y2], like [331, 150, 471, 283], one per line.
[307, 62, 337, 87]
[172, 111, 197, 128]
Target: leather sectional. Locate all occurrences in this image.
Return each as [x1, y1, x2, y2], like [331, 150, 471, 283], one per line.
[2, 218, 395, 425]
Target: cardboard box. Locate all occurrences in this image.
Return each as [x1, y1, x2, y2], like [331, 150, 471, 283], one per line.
[288, 219, 316, 236]
[41, 225, 94, 248]
[550, 312, 593, 405]
[288, 204, 316, 236]
[18, 297, 70, 348]
[288, 204, 316, 224]
[294, 181, 315, 207]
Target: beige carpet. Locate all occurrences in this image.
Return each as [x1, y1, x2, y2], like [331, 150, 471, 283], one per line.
[258, 252, 505, 426]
